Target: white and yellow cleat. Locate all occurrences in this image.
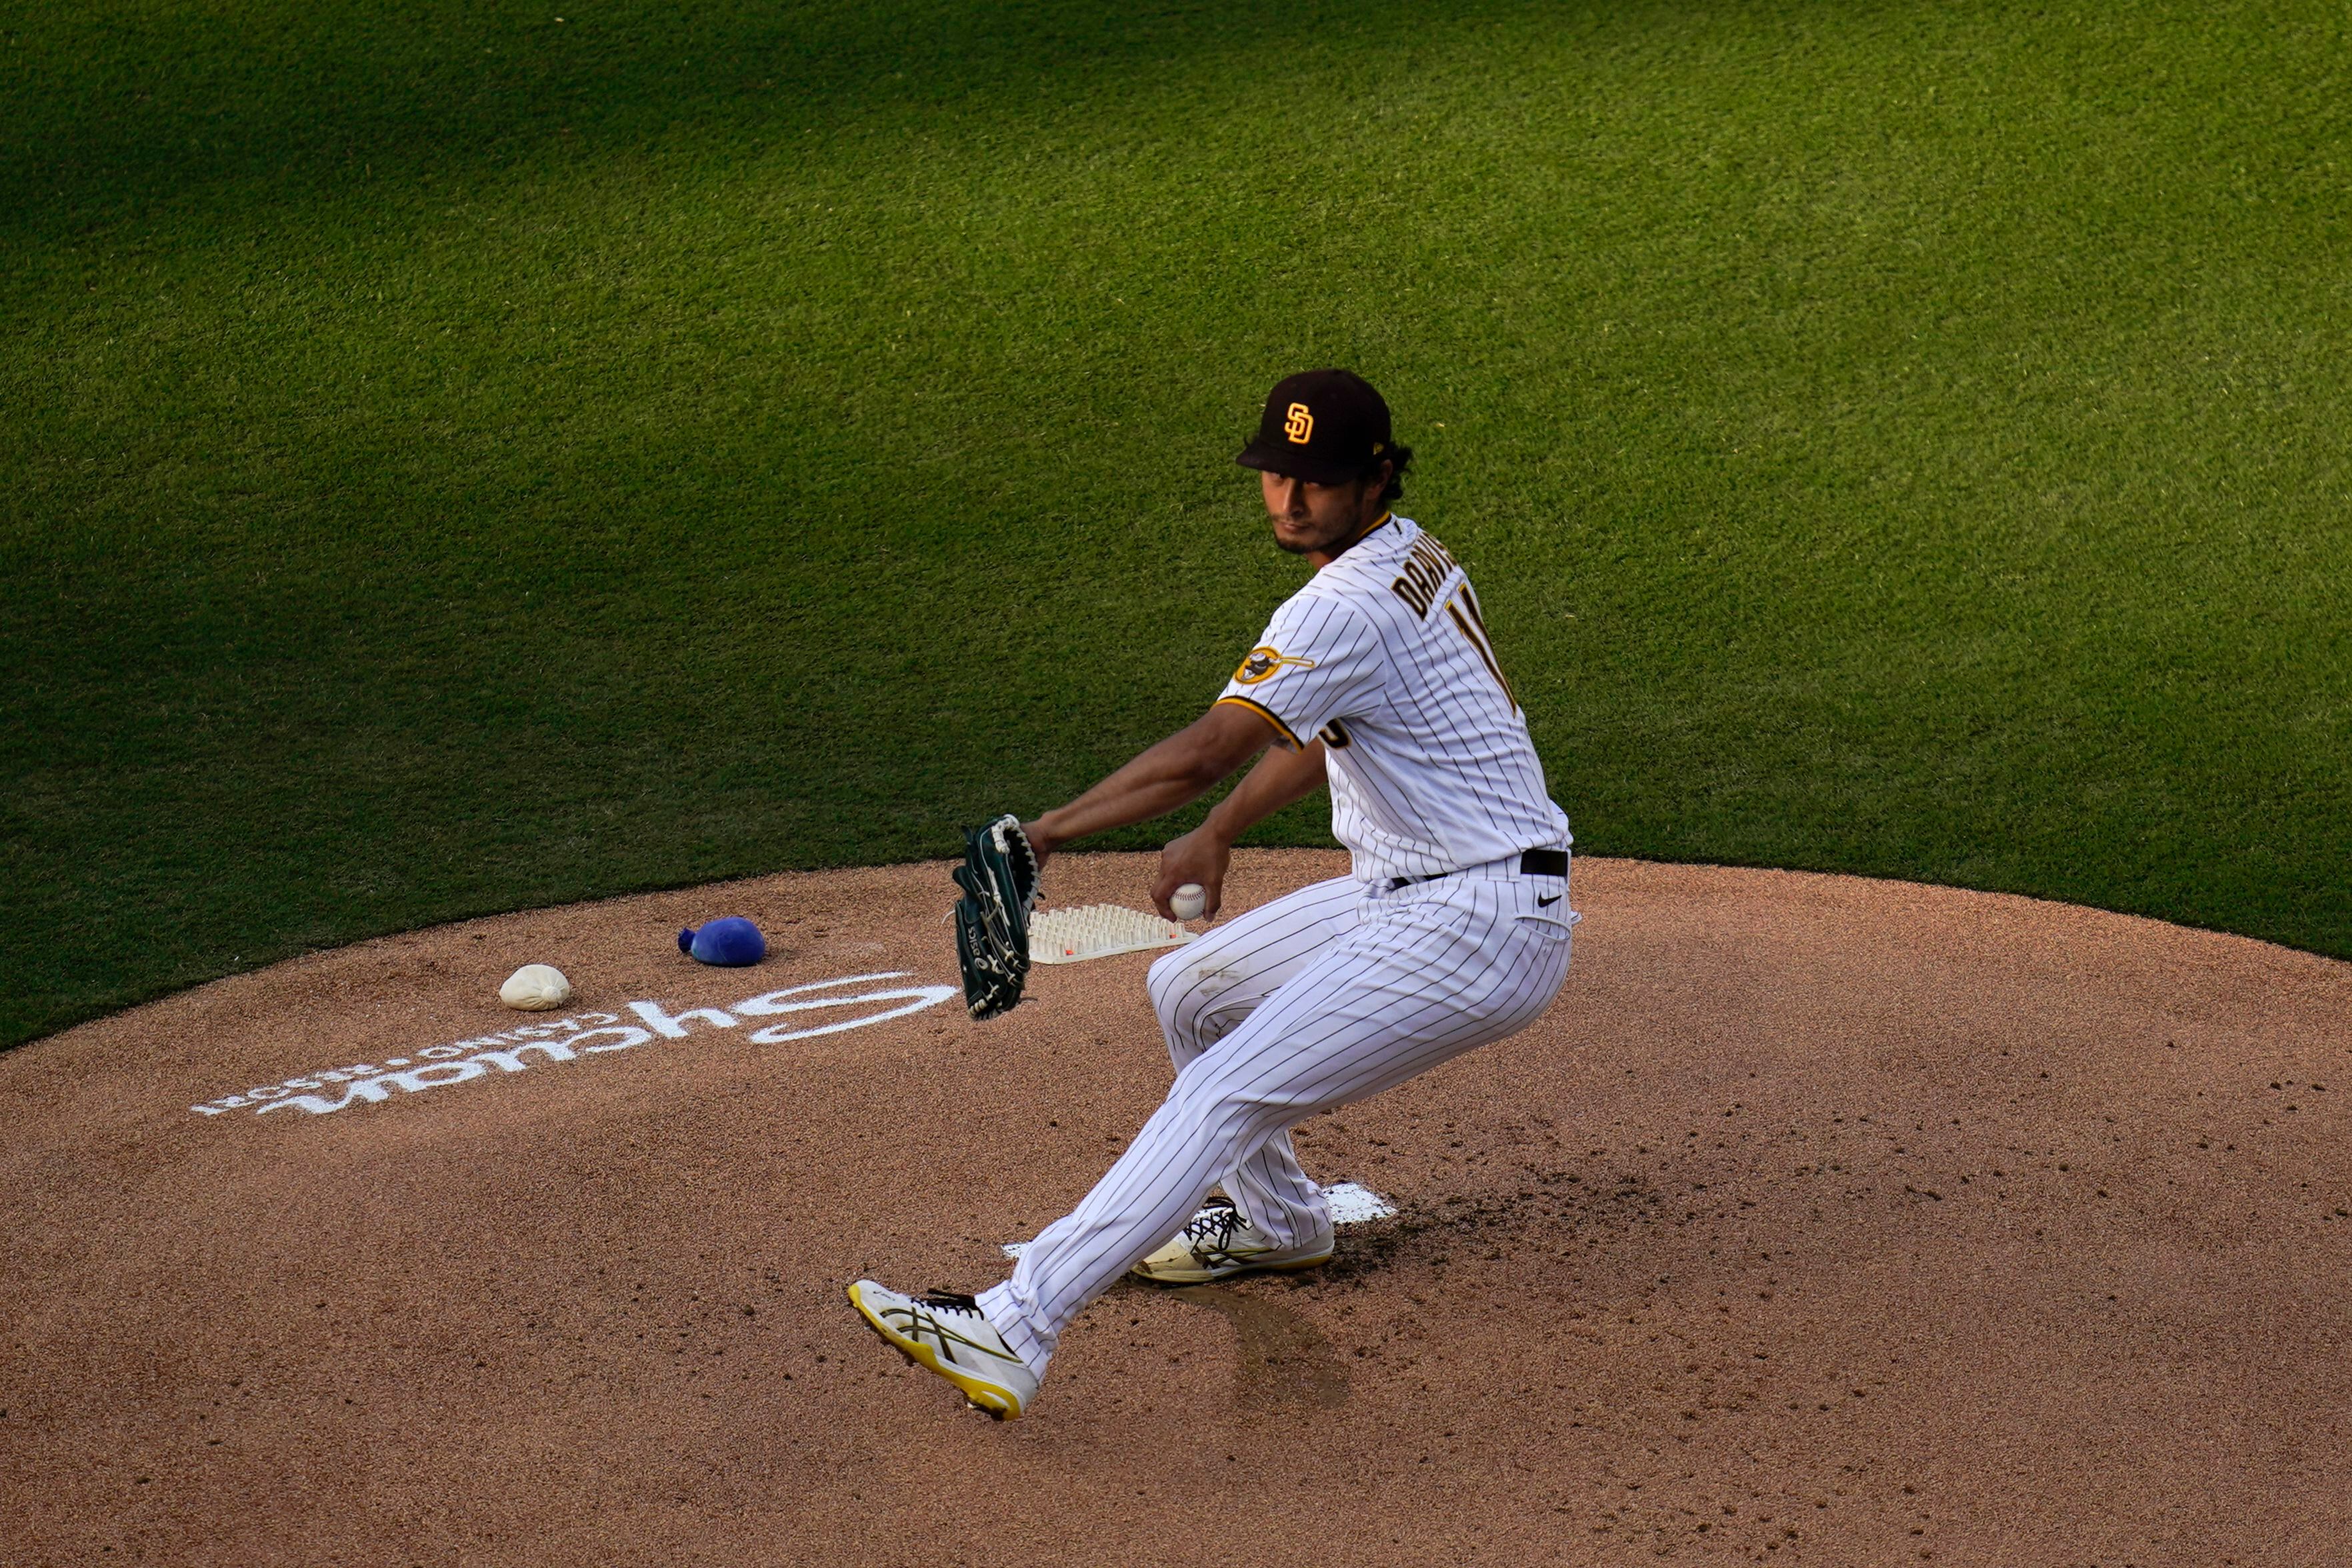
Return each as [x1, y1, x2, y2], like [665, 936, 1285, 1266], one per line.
[1128, 1195, 1335, 1285]
[846, 1281, 1039, 1421]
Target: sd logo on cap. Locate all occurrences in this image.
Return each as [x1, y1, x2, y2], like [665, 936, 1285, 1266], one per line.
[1239, 369, 1392, 486]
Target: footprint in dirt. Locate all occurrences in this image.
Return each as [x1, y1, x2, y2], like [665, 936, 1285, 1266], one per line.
[1167, 1285, 1350, 1411]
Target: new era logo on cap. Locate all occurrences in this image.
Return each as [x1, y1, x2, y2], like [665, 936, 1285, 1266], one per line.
[1239, 369, 1392, 485]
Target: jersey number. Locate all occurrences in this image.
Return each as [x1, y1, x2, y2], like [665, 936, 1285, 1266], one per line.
[1446, 587, 1518, 712]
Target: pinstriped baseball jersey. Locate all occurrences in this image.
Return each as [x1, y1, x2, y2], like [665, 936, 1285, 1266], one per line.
[1213, 513, 1569, 883]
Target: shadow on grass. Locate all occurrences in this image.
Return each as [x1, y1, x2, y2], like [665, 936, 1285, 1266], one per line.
[4, 0, 1582, 240]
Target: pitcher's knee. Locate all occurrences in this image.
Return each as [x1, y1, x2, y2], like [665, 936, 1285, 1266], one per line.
[1147, 941, 1199, 1000]
[1147, 945, 1216, 1035]
[1145, 953, 1197, 1069]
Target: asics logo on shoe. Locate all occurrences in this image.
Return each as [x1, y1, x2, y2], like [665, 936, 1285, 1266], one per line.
[887, 1292, 1024, 1365]
[847, 1280, 1039, 1420]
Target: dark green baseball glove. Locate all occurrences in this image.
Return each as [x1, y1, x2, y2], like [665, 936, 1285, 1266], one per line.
[953, 813, 1041, 1020]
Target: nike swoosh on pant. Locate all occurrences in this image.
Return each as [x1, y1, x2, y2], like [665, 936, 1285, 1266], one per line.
[1537, 895, 1561, 907]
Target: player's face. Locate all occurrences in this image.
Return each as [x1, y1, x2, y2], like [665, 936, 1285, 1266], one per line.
[1260, 469, 1381, 557]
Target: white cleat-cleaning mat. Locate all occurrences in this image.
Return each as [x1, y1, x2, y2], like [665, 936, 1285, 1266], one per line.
[1029, 903, 1195, 964]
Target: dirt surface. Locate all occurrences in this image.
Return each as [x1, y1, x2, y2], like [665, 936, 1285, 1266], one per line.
[5, 851, 2351, 1565]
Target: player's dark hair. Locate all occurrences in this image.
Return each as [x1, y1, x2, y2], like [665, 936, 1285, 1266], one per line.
[1373, 443, 1414, 504]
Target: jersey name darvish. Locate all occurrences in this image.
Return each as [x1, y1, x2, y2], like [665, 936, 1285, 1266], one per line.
[1215, 513, 1571, 885]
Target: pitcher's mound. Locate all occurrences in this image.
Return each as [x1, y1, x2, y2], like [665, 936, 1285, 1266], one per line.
[5, 852, 2350, 1565]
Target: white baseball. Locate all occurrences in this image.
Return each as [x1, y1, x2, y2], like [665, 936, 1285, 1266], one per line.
[1170, 883, 1207, 921]
[500, 963, 572, 1011]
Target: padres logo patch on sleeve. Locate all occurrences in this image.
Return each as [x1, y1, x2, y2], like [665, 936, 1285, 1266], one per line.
[1234, 646, 1319, 685]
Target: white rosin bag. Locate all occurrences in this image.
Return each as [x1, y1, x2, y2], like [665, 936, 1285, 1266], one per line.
[1029, 903, 1195, 965]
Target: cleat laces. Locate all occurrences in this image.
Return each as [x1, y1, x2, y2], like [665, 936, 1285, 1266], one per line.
[920, 1289, 985, 1313]
[1178, 1196, 1258, 1263]
[1181, 1195, 1243, 1241]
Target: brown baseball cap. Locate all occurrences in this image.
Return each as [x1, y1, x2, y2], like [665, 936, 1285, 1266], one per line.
[1235, 369, 1394, 485]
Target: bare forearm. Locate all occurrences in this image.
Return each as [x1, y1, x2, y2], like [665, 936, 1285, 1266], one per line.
[1146, 739, 1328, 921]
[1034, 739, 1225, 847]
[1202, 741, 1328, 845]
[1027, 705, 1275, 857]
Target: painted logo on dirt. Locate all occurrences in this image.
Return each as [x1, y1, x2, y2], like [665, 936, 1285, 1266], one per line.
[189, 971, 955, 1120]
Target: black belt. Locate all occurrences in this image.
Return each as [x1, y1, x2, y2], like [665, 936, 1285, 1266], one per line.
[1387, 848, 1567, 892]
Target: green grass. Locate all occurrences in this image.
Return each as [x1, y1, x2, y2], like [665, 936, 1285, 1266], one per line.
[6, 0, 2349, 1049]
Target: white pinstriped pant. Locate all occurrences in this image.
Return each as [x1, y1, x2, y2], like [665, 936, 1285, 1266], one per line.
[978, 857, 1576, 1376]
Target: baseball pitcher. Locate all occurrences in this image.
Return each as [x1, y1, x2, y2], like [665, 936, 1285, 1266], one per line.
[849, 369, 1579, 1418]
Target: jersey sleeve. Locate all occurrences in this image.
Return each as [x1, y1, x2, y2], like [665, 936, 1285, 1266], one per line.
[1214, 593, 1386, 750]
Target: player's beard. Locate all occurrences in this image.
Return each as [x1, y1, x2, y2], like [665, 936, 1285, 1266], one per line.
[1273, 507, 1375, 558]
[1262, 469, 1385, 558]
